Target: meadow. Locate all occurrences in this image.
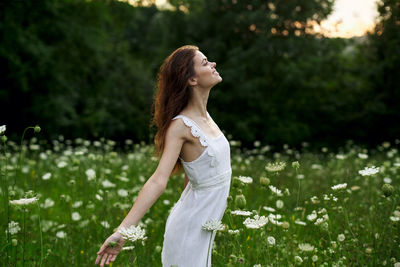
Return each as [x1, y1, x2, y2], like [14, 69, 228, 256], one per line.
[1, 127, 399, 266]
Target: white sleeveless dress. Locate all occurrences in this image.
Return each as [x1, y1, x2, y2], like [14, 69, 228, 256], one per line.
[161, 113, 232, 267]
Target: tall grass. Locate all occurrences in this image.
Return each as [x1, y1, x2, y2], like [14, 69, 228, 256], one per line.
[1, 134, 399, 266]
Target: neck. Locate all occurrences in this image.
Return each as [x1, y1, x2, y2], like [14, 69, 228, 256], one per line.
[185, 86, 210, 119]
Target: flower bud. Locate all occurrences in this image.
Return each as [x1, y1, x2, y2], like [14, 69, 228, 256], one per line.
[229, 254, 237, 263]
[108, 241, 117, 248]
[34, 125, 41, 133]
[12, 239, 18, 246]
[292, 161, 300, 169]
[382, 183, 394, 197]
[235, 194, 246, 209]
[260, 177, 270, 186]
[281, 221, 290, 229]
[1, 135, 7, 142]
[365, 247, 373, 254]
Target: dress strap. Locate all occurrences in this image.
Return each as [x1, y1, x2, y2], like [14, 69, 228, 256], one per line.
[172, 114, 209, 147]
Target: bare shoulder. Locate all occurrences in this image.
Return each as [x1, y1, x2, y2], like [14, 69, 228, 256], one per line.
[166, 117, 191, 142]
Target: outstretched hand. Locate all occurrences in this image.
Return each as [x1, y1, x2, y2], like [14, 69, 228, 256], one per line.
[95, 232, 125, 266]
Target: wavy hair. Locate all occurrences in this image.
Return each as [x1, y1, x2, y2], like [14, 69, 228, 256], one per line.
[151, 45, 199, 174]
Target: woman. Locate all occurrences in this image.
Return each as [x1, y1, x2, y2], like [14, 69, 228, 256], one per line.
[95, 45, 232, 267]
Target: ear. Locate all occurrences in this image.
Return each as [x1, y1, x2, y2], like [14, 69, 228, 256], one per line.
[188, 77, 197, 87]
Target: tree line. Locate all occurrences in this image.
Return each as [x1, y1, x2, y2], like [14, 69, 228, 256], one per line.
[0, 0, 398, 149]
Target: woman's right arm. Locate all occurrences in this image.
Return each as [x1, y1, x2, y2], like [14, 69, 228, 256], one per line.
[116, 119, 187, 229]
[95, 119, 187, 266]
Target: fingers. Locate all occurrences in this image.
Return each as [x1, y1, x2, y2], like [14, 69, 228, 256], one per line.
[110, 254, 117, 262]
[108, 254, 117, 263]
[95, 253, 102, 265]
[100, 253, 108, 267]
[106, 254, 113, 265]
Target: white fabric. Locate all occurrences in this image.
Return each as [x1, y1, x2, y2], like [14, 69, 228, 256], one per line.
[161, 113, 232, 267]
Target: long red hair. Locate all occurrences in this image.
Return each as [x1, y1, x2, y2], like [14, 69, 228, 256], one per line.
[151, 45, 199, 174]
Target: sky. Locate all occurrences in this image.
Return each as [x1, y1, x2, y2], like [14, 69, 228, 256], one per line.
[153, 0, 380, 38]
[321, 0, 380, 37]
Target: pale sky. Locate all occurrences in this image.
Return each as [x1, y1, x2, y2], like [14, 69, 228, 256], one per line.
[153, 0, 380, 38]
[322, 0, 380, 37]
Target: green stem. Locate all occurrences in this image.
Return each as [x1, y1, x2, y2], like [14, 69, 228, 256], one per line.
[2, 138, 10, 266]
[295, 169, 301, 208]
[227, 213, 242, 255]
[37, 202, 43, 267]
[296, 179, 301, 208]
[15, 127, 34, 189]
[206, 231, 213, 267]
[23, 208, 26, 267]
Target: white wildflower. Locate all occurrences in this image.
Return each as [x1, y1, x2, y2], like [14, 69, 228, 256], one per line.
[338, 233, 345, 242]
[310, 196, 320, 204]
[118, 189, 129, 197]
[57, 161, 67, 168]
[42, 173, 52, 180]
[298, 243, 315, 252]
[268, 214, 282, 226]
[0, 125, 6, 135]
[72, 201, 83, 208]
[85, 169, 96, 181]
[336, 154, 346, 160]
[294, 255, 303, 264]
[331, 183, 347, 191]
[383, 177, 392, 184]
[98, 221, 109, 229]
[276, 200, 284, 209]
[297, 174, 305, 179]
[295, 219, 307, 226]
[71, 212, 81, 221]
[10, 197, 38, 206]
[6, 221, 21, 235]
[243, 215, 268, 229]
[311, 164, 322, 170]
[122, 246, 135, 251]
[228, 229, 240, 235]
[307, 211, 317, 221]
[41, 198, 55, 209]
[101, 179, 116, 188]
[390, 216, 400, 222]
[358, 153, 368, 159]
[237, 176, 253, 184]
[163, 200, 170, 205]
[358, 166, 379, 176]
[263, 206, 276, 212]
[202, 219, 225, 232]
[265, 161, 286, 172]
[269, 185, 283, 196]
[312, 255, 318, 262]
[231, 210, 252, 216]
[56, 231, 66, 239]
[118, 225, 147, 242]
[267, 236, 276, 246]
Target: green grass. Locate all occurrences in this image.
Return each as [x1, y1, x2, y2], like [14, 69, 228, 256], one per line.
[1, 135, 399, 266]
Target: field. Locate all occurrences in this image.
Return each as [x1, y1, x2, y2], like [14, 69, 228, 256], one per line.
[1, 131, 400, 266]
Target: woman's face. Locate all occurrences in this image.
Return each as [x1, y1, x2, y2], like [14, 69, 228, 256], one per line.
[190, 50, 222, 89]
